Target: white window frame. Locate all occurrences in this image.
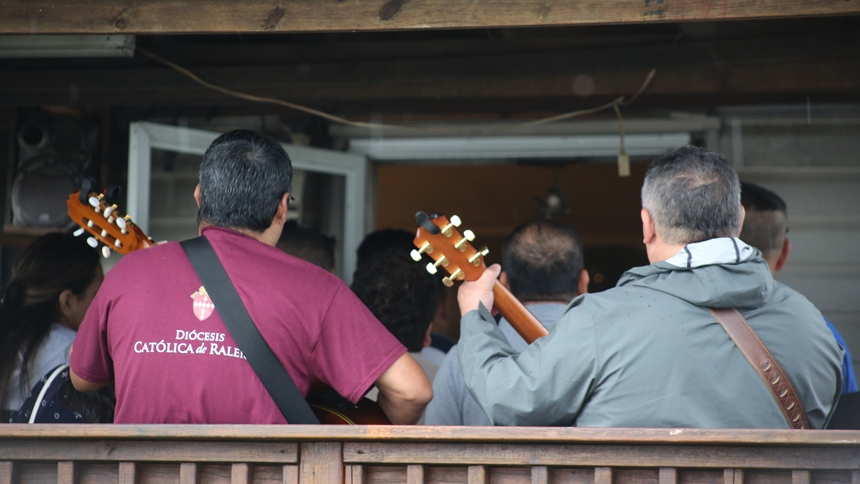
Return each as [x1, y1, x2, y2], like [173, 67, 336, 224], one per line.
[127, 121, 368, 283]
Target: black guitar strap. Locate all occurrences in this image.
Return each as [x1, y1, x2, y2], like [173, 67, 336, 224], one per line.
[180, 236, 320, 424]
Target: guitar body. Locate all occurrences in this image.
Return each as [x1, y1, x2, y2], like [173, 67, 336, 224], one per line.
[308, 387, 391, 425]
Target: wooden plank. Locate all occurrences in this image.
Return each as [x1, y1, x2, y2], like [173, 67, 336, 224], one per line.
[658, 468, 676, 484]
[532, 466, 549, 484]
[791, 470, 811, 484]
[595, 467, 612, 484]
[406, 464, 424, 484]
[3, 39, 859, 108]
[118, 462, 136, 484]
[299, 442, 342, 484]
[343, 442, 860, 469]
[1, 0, 859, 34]
[179, 463, 197, 484]
[3, 425, 860, 446]
[57, 462, 74, 484]
[284, 465, 299, 484]
[0, 462, 15, 484]
[724, 469, 744, 484]
[467, 466, 487, 484]
[0, 439, 297, 464]
[231, 463, 249, 484]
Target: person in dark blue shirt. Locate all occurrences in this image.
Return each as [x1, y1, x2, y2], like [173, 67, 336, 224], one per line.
[741, 182, 857, 394]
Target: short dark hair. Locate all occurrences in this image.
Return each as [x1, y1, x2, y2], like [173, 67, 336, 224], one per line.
[641, 146, 742, 245]
[198, 130, 292, 232]
[276, 220, 336, 271]
[502, 219, 584, 302]
[740, 182, 788, 257]
[351, 249, 437, 352]
[356, 229, 415, 267]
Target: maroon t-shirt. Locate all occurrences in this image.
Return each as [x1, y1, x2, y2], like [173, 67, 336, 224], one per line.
[71, 227, 406, 424]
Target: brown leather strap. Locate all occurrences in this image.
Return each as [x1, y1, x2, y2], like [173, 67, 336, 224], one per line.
[708, 307, 809, 430]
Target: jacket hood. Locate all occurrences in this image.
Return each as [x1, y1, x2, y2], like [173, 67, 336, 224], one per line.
[617, 238, 773, 309]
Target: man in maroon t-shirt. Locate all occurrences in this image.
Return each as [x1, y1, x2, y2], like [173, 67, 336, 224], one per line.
[70, 130, 432, 424]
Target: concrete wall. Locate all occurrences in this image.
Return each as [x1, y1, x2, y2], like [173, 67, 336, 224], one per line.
[722, 113, 860, 377]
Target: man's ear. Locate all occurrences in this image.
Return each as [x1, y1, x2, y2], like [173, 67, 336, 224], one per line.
[774, 238, 791, 272]
[641, 208, 656, 244]
[194, 184, 201, 208]
[738, 205, 746, 236]
[499, 271, 510, 289]
[273, 192, 290, 226]
[576, 269, 590, 295]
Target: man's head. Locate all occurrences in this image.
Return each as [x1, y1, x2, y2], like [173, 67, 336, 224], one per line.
[739, 182, 790, 274]
[276, 220, 336, 272]
[196, 129, 293, 234]
[351, 248, 438, 353]
[640, 146, 743, 261]
[356, 229, 415, 267]
[501, 219, 588, 303]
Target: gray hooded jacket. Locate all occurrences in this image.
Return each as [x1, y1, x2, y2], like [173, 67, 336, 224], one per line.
[459, 238, 843, 428]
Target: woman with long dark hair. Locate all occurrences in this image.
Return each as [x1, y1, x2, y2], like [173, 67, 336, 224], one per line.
[0, 232, 102, 420]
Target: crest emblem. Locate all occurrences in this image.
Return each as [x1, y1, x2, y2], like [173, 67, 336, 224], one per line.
[191, 286, 214, 321]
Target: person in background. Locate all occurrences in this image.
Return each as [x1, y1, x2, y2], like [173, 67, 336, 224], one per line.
[356, 229, 455, 362]
[740, 181, 857, 394]
[351, 248, 440, 424]
[457, 146, 842, 428]
[0, 232, 103, 420]
[276, 220, 337, 272]
[425, 219, 588, 425]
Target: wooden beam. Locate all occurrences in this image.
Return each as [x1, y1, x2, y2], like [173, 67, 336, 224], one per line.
[1, 57, 857, 108]
[1, 0, 859, 34]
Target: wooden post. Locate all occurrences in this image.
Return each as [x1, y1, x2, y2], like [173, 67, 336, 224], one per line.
[0, 462, 15, 484]
[594, 467, 612, 484]
[532, 466, 549, 484]
[299, 442, 343, 484]
[792, 470, 811, 484]
[57, 461, 75, 484]
[724, 469, 744, 484]
[284, 465, 300, 484]
[659, 468, 677, 484]
[231, 463, 250, 484]
[406, 464, 424, 484]
[118, 462, 137, 484]
[180, 463, 198, 484]
[468, 466, 487, 484]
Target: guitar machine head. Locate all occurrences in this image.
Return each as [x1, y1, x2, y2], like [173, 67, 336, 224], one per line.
[412, 211, 489, 287]
[67, 182, 153, 258]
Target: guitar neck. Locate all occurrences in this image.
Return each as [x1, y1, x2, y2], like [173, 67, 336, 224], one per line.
[491, 281, 548, 344]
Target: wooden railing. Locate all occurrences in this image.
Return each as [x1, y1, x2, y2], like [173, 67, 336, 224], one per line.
[1, 425, 859, 483]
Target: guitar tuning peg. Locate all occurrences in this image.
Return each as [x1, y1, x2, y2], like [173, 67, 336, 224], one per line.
[481, 246, 489, 256]
[425, 262, 438, 275]
[73, 228, 85, 237]
[101, 246, 111, 258]
[410, 250, 422, 262]
[103, 205, 113, 218]
[86, 237, 98, 248]
[440, 216, 462, 237]
[114, 240, 123, 249]
[442, 276, 453, 287]
[411, 242, 433, 261]
[88, 196, 101, 213]
[463, 230, 475, 241]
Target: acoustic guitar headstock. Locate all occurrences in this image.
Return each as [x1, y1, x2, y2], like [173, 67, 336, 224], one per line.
[67, 182, 153, 257]
[412, 211, 488, 287]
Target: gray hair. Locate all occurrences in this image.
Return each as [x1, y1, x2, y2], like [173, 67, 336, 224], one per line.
[641, 146, 742, 245]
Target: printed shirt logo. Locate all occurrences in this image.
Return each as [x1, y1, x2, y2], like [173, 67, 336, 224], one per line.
[191, 286, 215, 321]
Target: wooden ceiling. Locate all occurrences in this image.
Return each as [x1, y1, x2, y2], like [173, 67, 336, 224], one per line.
[1, 4, 858, 118]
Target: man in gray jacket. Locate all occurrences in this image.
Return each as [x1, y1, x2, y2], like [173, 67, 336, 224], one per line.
[425, 219, 588, 425]
[458, 146, 843, 428]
